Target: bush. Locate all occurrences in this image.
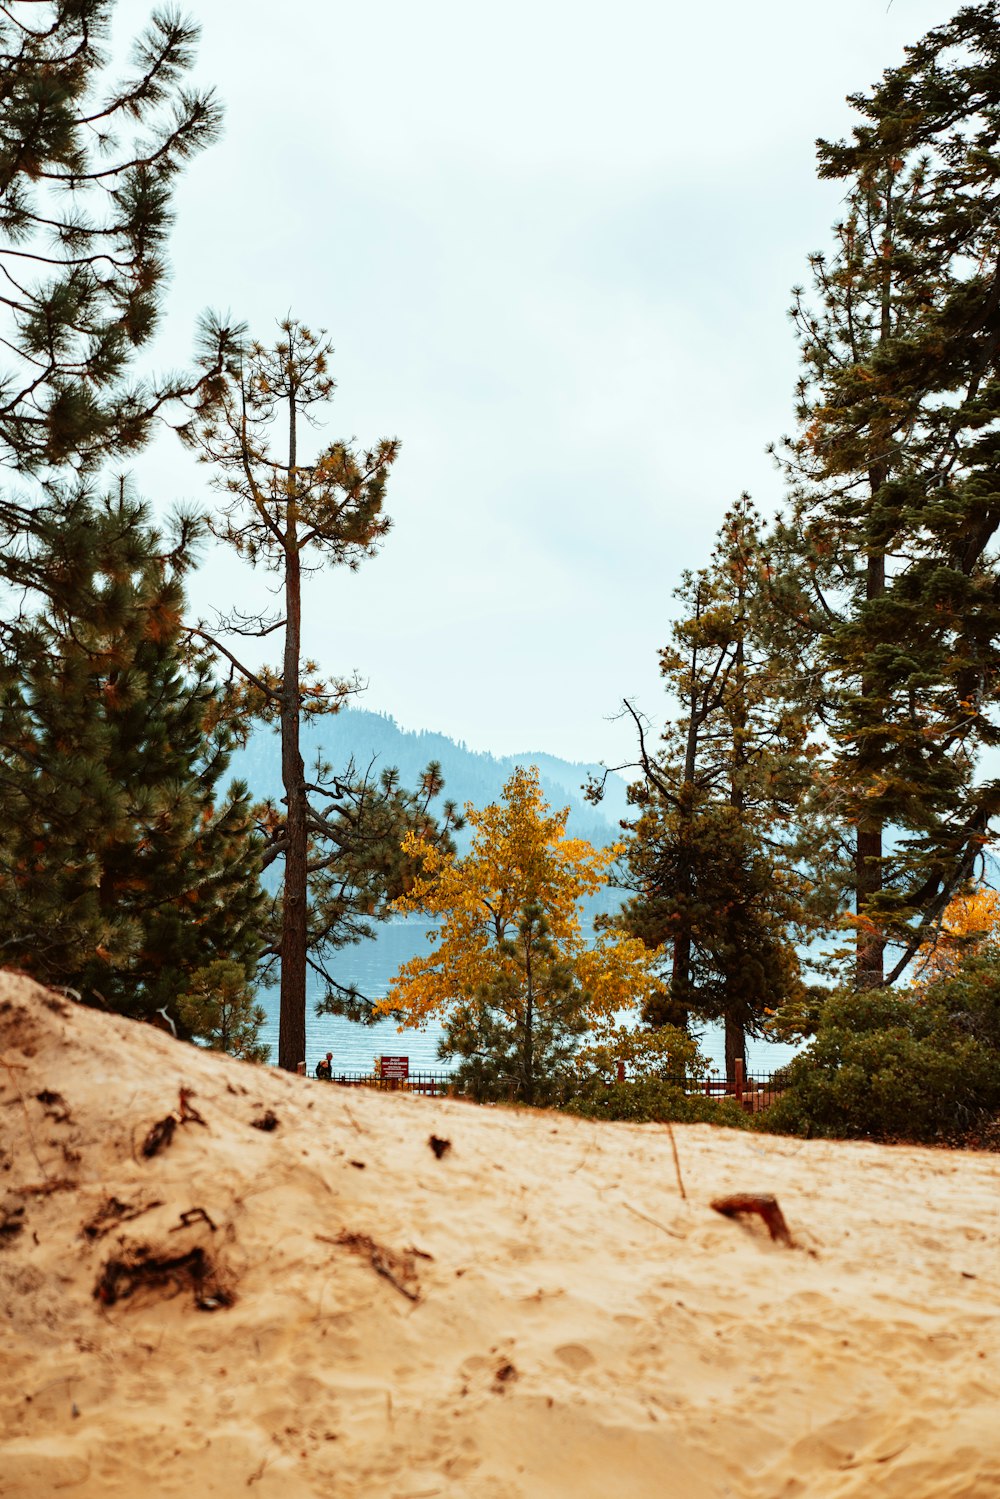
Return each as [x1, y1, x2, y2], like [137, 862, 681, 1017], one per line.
[175, 960, 269, 1063]
[578, 1022, 706, 1082]
[562, 1075, 750, 1128]
[763, 964, 1000, 1144]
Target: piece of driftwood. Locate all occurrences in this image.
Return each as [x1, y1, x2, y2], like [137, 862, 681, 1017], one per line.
[710, 1192, 793, 1245]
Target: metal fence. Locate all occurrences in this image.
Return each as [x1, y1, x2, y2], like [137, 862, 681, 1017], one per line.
[699, 1071, 782, 1111]
[321, 1071, 455, 1097]
[315, 1066, 783, 1109]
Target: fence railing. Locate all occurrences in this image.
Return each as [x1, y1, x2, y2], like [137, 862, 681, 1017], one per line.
[313, 1066, 783, 1108]
[320, 1070, 455, 1096]
[699, 1071, 782, 1111]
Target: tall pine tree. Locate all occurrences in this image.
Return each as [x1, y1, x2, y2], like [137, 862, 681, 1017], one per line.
[0, 3, 252, 1032]
[0, 485, 265, 1024]
[603, 498, 811, 1080]
[185, 319, 460, 1070]
[774, 2, 1000, 985]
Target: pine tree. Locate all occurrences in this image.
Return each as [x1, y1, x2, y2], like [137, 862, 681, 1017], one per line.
[0, 1, 237, 504]
[0, 485, 265, 1026]
[774, 2, 1000, 986]
[185, 319, 460, 1070]
[0, 4, 250, 1026]
[176, 961, 269, 1063]
[603, 498, 811, 1080]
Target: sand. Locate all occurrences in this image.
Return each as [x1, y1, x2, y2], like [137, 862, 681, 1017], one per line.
[1, 969, 998, 1499]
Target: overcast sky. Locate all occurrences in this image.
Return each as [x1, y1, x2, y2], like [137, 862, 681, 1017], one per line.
[113, 0, 953, 766]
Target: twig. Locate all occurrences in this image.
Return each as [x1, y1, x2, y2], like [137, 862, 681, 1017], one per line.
[141, 1088, 208, 1158]
[13, 1178, 77, 1197]
[317, 1231, 421, 1302]
[169, 1207, 217, 1233]
[665, 1120, 687, 1201]
[82, 1196, 164, 1239]
[246, 1453, 271, 1487]
[621, 1200, 686, 1241]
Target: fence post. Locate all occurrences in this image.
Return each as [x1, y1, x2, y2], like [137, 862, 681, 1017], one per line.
[734, 1058, 744, 1103]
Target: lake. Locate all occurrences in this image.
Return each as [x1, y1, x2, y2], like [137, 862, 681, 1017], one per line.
[258, 917, 804, 1079]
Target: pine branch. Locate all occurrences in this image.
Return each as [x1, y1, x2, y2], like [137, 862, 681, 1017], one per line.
[186, 625, 280, 701]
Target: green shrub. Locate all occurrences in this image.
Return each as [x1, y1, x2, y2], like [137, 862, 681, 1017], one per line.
[562, 1075, 749, 1128]
[763, 964, 1000, 1144]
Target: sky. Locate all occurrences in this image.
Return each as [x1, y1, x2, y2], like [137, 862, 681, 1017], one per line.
[112, 0, 954, 766]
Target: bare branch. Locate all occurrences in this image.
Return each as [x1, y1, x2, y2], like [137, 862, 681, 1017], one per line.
[186, 625, 280, 701]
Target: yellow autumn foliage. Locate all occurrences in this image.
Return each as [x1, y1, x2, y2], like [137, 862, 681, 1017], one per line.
[378, 766, 659, 1036]
[912, 887, 1000, 986]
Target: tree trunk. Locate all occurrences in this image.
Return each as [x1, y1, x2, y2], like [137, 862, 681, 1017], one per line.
[724, 1013, 747, 1085]
[726, 615, 747, 1082]
[856, 539, 886, 990]
[278, 398, 308, 1071]
[671, 622, 702, 1016]
[670, 914, 692, 1016]
[854, 181, 894, 992]
[522, 924, 534, 1106]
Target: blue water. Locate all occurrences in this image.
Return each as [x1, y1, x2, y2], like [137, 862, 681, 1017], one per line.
[258, 916, 803, 1079]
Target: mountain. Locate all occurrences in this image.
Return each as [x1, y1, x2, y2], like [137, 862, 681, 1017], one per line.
[230, 708, 634, 917]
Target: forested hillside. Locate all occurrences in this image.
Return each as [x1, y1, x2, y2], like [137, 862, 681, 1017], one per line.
[232, 709, 631, 920]
[232, 708, 631, 852]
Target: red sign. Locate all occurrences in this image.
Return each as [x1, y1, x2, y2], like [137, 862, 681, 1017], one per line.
[377, 1055, 409, 1081]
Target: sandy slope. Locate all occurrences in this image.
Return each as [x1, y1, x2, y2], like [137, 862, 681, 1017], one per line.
[1, 970, 998, 1499]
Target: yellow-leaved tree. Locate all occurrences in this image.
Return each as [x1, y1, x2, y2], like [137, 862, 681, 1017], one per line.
[379, 766, 659, 1103]
[912, 887, 1000, 986]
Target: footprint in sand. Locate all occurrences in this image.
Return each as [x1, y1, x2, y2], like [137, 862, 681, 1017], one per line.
[554, 1343, 596, 1373]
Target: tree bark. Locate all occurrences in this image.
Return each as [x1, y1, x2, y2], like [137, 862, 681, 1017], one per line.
[671, 619, 702, 1016]
[278, 393, 308, 1070]
[522, 923, 535, 1106]
[856, 532, 886, 991]
[726, 587, 748, 1081]
[724, 1013, 747, 1085]
[854, 177, 894, 992]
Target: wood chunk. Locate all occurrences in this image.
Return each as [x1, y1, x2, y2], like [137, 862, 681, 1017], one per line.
[710, 1192, 793, 1246]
